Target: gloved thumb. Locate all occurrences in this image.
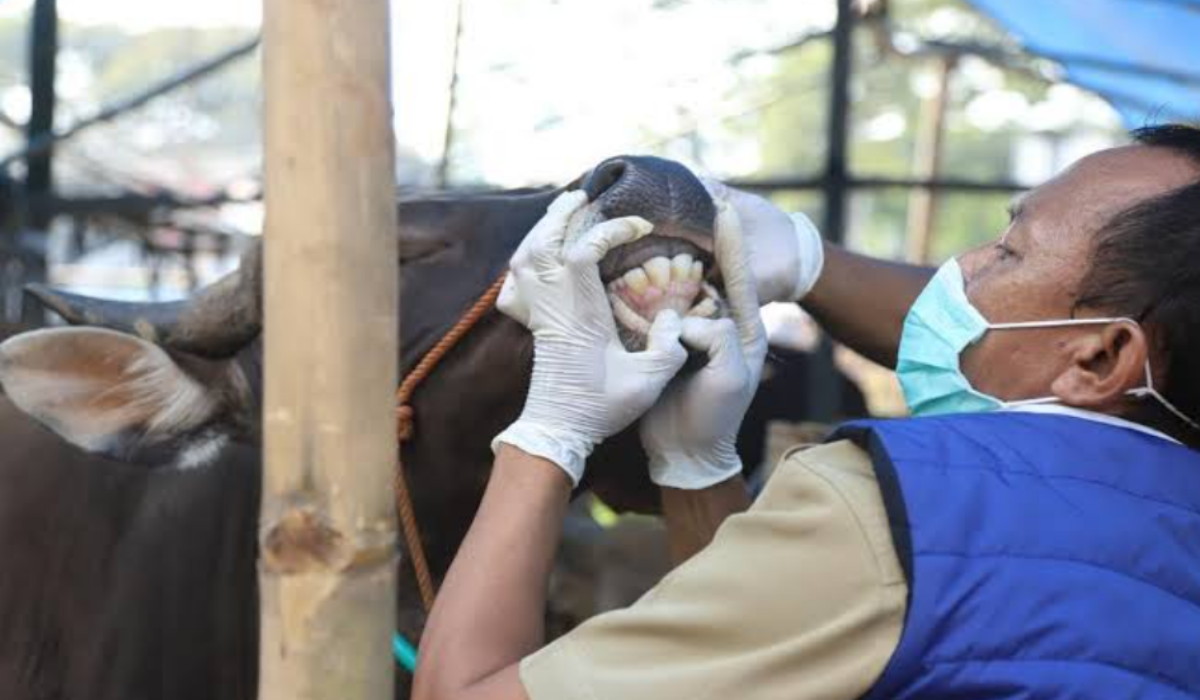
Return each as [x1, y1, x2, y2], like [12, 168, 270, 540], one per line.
[496, 271, 531, 326]
[680, 316, 743, 373]
[638, 309, 687, 373]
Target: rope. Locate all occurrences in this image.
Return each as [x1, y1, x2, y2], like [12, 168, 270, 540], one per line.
[395, 271, 508, 613]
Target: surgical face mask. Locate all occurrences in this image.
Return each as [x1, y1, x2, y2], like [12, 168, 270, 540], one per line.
[897, 258, 1199, 430]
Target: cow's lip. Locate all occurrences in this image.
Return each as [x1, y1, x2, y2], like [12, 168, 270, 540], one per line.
[599, 233, 716, 286]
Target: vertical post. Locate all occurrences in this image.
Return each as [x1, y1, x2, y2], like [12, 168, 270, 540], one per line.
[904, 56, 954, 264]
[26, 0, 55, 222]
[434, 0, 465, 189]
[20, 0, 55, 324]
[259, 0, 398, 697]
[807, 0, 855, 422]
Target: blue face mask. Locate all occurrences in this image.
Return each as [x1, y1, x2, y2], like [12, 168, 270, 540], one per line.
[897, 258, 1199, 430]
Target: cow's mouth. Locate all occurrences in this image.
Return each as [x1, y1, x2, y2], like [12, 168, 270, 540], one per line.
[570, 155, 725, 351]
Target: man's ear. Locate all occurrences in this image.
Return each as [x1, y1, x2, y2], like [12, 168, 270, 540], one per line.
[1051, 321, 1148, 410]
[0, 327, 221, 454]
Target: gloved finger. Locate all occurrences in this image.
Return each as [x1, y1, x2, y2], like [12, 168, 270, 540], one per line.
[714, 202, 767, 356]
[566, 216, 654, 270]
[636, 309, 688, 374]
[495, 271, 531, 326]
[511, 190, 589, 270]
[680, 316, 745, 374]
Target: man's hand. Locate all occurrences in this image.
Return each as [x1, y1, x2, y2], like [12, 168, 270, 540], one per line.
[493, 190, 689, 485]
[702, 179, 825, 304]
[640, 200, 769, 489]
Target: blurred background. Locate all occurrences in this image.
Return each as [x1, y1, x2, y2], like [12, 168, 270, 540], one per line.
[0, 0, 1194, 417]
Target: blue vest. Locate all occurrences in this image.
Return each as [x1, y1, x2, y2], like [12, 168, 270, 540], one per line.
[831, 412, 1200, 699]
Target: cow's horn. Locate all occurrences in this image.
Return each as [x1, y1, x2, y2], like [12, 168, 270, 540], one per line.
[25, 242, 262, 359]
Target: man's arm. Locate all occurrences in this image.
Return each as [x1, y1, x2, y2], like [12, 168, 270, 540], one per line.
[519, 442, 907, 700]
[413, 445, 563, 700]
[801, 241, 932, 368]
[660, 478, 751, 565]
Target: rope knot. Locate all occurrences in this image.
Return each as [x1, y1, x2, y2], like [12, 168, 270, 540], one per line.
[397, 404, 415, 443]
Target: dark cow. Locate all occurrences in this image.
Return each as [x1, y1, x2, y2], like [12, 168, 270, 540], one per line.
[0, 157, 865, 699]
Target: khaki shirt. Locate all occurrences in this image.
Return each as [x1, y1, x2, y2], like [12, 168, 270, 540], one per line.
[521, 440, 908, 700]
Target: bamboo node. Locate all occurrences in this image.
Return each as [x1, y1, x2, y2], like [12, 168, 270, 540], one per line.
[262, 507, 344, 574]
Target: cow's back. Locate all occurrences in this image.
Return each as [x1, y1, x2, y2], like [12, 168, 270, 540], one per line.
[0, 396, 261, 700]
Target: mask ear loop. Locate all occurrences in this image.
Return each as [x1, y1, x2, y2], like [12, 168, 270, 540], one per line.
[987, 317, 1130, 331]
[1127, 361, 1200, 432]
[1000, 395, 1061, 409]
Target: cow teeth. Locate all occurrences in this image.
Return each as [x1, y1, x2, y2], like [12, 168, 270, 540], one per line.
[623, 267, 649, 294]
[643, 257, 671, 288]
[688, 297, 718, 318]
[610, 293, 652, 333]
[702, 281, 722, 301]
[690, 260, 703, 282]
[671, 254, 693, 281]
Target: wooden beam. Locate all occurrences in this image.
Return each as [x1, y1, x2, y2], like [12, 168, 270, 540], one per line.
[259, 0, 398, 697]
[905, 56, 956, 265]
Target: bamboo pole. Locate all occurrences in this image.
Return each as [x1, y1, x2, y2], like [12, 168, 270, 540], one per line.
[259, 0, 398, 697]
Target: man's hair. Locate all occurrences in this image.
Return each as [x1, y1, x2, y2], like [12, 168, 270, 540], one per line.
[1074, 123, 1200, 440]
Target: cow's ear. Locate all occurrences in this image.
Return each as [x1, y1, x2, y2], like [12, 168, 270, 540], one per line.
[0, 327, 219, 454]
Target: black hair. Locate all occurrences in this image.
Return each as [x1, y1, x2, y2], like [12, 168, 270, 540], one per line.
[1074, 123, 1200, 442]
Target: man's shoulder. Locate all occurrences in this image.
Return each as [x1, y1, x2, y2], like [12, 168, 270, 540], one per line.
[782, 439, 873, 474]
[762, 438, 904, 587]
[773, 438, 877, 496]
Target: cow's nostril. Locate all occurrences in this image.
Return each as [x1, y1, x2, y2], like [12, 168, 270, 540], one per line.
[581, 158, 628, 201]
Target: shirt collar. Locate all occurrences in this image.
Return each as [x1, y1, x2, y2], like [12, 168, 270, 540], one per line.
[1003, 403, 1181, 445]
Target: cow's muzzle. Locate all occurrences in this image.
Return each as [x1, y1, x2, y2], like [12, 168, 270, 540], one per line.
[571, 155, 725, 351]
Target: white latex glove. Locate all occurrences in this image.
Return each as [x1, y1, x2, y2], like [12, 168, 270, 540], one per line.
[639, 200, 769, 489]
[493, 190, 689, 485]
[702, 178, 825, 304]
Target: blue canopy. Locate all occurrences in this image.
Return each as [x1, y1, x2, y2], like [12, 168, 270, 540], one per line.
[967, 0, 1200, 126]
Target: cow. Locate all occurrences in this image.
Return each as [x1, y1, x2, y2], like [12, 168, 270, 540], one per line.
[0, 156, 866, 699]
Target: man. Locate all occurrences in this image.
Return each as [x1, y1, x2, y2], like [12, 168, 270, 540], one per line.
[414, 124, 1200, 699]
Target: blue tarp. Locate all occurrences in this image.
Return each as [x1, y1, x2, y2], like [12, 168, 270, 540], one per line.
[967, 0, 1200, 126]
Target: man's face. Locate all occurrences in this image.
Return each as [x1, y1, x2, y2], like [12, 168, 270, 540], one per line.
[956, 145, 1200, 400]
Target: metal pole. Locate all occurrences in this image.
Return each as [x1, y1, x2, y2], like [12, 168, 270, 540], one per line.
[19, 0, 56, 324]
[807, 0, 854, 422]
[25, 0, 56, 216]
[259, 0, 398, 696]
[728, 174, 1028, 193]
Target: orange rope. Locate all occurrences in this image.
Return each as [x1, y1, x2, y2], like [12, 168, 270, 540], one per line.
[395, 271, 508, 613]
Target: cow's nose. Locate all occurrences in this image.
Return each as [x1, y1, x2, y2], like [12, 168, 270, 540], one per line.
[577, 155, 715, 235]
[571, 156, 710, 254]
[580, 157, 630, 201]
